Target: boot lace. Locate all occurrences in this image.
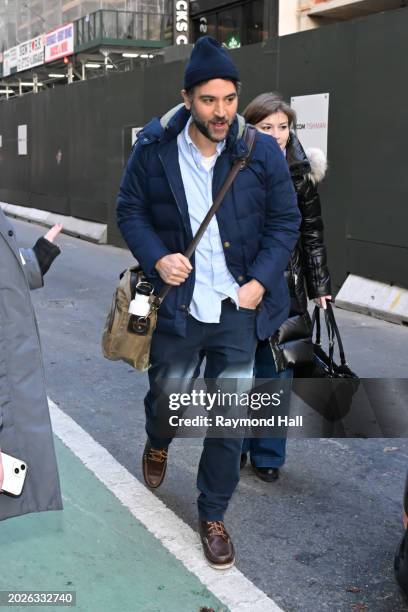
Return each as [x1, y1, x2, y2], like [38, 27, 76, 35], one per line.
[206, 521, 228, 541]
[147, 448, 168, 463]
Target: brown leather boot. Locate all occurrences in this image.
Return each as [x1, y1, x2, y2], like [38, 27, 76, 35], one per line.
[199, 521, 235, 569]
[142, 441, 168, 489]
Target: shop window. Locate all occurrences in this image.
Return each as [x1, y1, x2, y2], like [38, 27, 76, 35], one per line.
[244, 0, 265, 45]
[218, 6, 242, 48]
[193, 12, 217, 41]
[192, 0, 268, 47]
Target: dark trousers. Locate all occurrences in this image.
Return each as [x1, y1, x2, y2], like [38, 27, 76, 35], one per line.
[242, 339, 293, 468]
[145, 300, 258, 521]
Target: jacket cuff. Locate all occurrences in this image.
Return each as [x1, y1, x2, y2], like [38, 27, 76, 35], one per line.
[33, 237, 61, 276]
[306, 274, 332, 299]
[136, 244, 171, 276]
[19, 247, 44, 289]
[247, 265, 274, 294]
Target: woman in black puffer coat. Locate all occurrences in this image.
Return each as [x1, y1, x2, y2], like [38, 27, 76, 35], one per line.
[241, 93, 332, 482]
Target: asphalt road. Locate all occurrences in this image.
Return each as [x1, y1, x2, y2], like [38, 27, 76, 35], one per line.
[15, 218, 408, 612]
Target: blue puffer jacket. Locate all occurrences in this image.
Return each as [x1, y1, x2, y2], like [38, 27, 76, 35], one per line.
[117, 104, 301, 340]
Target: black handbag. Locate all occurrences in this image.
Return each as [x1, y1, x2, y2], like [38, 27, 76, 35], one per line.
[293, 302, 359, 425]
[269, 312, 313, 373]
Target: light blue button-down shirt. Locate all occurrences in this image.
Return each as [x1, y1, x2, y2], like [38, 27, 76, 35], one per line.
[177, 118, 239, 323]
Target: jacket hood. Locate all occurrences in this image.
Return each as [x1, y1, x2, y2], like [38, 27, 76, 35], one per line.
[287, 131, 327, 184]
[137, 103, 247, 154]
[304, 147, 327, 184]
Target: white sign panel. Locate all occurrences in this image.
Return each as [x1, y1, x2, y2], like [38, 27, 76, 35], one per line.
[45, 23, 74, 63]
[291, 93, 329, 156]
[18, 125, 27, 156]
[17, 35, 45, 72]
[3, 46, 18, 77]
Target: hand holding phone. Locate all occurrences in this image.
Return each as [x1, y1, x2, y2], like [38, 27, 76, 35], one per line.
[0, 451, 28, 496]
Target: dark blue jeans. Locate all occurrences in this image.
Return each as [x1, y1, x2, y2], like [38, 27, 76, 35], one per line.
[145, 299, 258, 521]
[242, 339, 293, 468]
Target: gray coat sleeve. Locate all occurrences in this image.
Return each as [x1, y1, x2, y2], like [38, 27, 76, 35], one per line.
[19, 248, 44, 290]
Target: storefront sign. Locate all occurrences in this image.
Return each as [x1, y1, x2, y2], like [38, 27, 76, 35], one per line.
[198, 17, 207, 34]
[3, 46, 18, 77]
[17, 35, 45, 72]
[173, 0, 190, 45]
[225, 35, 241, 49]
[45, 23, 74, 63]
[291, 93, 329, 156]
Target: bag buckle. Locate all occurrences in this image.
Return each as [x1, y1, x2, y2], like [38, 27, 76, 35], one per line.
[128, 315, 150, 336]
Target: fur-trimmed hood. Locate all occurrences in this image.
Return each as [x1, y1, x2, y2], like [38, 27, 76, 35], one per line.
[305, 147, 327, 185]
[287, 131, 327, 185]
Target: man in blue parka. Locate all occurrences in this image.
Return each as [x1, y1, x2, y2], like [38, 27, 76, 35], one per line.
[117, 36, 300, 569]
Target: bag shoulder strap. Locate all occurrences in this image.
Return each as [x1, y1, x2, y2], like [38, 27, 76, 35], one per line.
[156, 124, 257, 304]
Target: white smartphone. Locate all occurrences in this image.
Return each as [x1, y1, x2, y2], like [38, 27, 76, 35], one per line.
[0, 452, 28, 496]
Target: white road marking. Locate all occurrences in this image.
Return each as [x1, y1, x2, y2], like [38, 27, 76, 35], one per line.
[48, 398, 284, 612]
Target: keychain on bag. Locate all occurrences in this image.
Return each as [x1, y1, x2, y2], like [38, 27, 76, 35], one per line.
[128, 280, 154, 335]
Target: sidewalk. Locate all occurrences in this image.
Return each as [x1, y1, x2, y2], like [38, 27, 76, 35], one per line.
[0, 436, 225, 612]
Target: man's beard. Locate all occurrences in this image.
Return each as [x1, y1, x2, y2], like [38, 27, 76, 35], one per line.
[190, 104, 232, 143]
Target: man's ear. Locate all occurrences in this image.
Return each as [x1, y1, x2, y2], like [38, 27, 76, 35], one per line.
[181, 89, 191, 110]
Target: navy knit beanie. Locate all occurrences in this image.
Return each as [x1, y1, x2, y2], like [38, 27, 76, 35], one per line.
[184, 36, 240, 90]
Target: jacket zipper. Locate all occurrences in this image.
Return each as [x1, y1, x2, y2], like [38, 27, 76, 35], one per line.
[158, 151, 194, 310]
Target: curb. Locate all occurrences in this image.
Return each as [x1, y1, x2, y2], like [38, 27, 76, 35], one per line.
[335, 274, 408, 326]
[0, 202, 107, 244]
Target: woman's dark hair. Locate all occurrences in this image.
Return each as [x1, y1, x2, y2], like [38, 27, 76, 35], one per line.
[243, 92, 296, 129]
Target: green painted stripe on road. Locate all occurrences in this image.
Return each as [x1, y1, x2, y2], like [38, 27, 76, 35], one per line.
[0, 438, 227, 612]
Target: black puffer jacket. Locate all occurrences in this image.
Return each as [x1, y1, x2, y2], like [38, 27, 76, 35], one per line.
[269, 131, 331, 371]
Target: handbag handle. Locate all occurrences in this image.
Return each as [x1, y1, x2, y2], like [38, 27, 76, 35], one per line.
[311, 304, 331, 346]
[312, 302, 349, 374]
[324, 306, 336, 374]
[311, 305, 320, 344]
[312, 303, 336, 375]
[154, 125, 257, 306]
[325, 302, 348, 366]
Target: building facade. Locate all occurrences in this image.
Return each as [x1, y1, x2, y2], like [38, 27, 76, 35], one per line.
[1, 0, 405, 94]
[0, 1, 171, 52]
[189, 0, 278, 47]
[279, 0, 406, 36]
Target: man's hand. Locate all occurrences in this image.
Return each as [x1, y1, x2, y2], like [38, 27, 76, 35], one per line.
[44, 223, 63, 244]
[155, 253, 192, 286]
[237, 279, 265, 309]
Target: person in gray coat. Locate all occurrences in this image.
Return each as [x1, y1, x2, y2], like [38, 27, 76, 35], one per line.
[0, 210, 63, 520]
